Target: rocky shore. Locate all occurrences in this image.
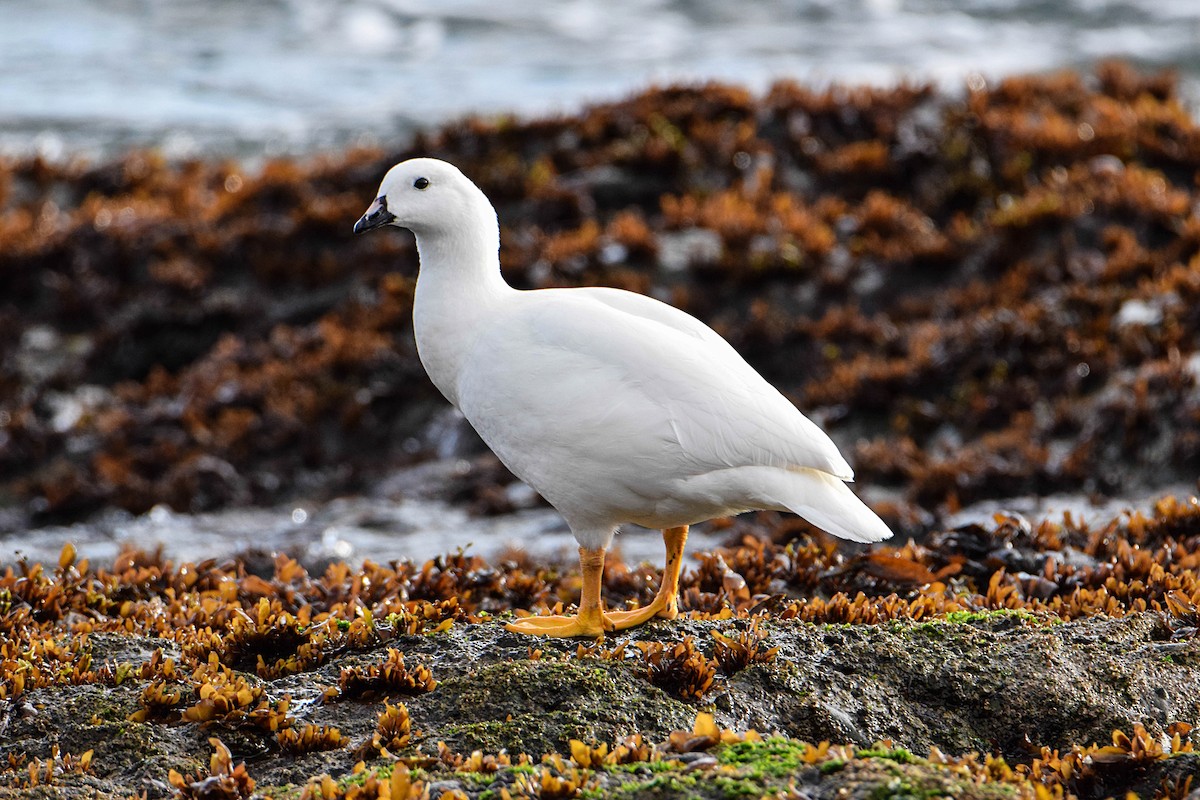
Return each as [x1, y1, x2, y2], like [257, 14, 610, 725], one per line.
[2, 61, 1200, 797]
[3, 496, 1200, 798]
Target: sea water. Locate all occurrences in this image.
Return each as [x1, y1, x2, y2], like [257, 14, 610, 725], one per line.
[2, 0, 1199, 159]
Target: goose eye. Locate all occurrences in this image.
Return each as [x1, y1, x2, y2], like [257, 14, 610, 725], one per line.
[413, 177, 430, 190]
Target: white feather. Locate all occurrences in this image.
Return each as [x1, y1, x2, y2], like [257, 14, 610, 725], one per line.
[361, 158, 893, 551]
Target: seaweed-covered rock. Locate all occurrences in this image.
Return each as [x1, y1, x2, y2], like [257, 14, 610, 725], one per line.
[2, 62, 1199, 527]
[1, 614, 1199, 798]
[3, 500, 1200, 797]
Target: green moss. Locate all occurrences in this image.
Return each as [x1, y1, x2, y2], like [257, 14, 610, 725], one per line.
[439, 720, 533, 754]
[614, 771, 700, 797]
[715, 777, 772, 800]
[855, 759, 1022, 800]
[868, 776, 922, 800]
[456, 771, 501, 788]
[712, 775, 767, 798]
[717, 737, 809, 779]
[857, 747, 919, 764]
[83, 697, 130, 724]
[939, 609, 1041, 625]
[906, 608, 1056, 638]
[906, 623, 948, 639]
[576, 758, 709, 799]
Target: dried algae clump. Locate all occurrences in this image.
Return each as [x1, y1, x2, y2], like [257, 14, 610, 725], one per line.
[368, 701, 414, 755]
[711, 618, 779, 675]
[300, 764, 428, 800]
[338, 649, 437, 700]
[634, 637, 718, 701]
[277, 724, 348, 756]
[0, 746, 95, 793]
[169, 738, 256, 800]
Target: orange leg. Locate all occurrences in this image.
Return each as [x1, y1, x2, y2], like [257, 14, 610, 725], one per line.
[606, 525, 688, 630]
[506, 546, 614, 637]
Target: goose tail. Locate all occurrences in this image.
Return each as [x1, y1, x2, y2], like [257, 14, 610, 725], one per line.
[759, 467, 893, 543]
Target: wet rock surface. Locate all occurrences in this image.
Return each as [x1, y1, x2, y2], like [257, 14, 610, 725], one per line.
[3, 604, 1200, 798]
[3, 495, 1200, 796]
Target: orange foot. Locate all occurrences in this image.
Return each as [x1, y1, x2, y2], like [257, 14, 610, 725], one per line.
[606, 525, 688, 631]
[605, 596, 677, 629]
[506, 546, 612, 638]
[505, 527, 690, 638]
[505, 608, 613, 638]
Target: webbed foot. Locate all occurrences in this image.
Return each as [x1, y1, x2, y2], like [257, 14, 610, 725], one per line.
[605, 525, 688, 631]
[505, 608, 612, 638]
[605, 597, 678, 630]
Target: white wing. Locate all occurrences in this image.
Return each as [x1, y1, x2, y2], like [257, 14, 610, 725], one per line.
[576, 287, 853, 479]
[455, 287, 852, 491]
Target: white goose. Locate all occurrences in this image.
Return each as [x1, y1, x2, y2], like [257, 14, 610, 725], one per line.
[355, 158, 892, 637]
